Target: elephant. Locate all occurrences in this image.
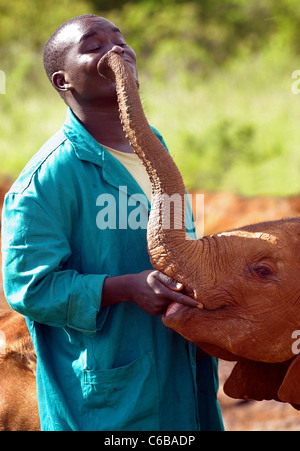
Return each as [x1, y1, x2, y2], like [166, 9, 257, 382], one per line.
[0, 310, 39, 431]
[98, 51, 300, 410]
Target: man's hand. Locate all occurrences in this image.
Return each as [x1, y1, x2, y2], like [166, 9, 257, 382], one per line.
[130, 270, 201, 315]
[102, 270, 202, 316]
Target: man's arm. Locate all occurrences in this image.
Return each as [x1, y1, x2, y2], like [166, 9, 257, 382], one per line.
[102, 270, 201, 315]
[1, 193, 107, 334]
[2, 193, 199, 334]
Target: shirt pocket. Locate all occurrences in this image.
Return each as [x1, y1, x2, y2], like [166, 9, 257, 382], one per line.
[82, 351, 160, 431]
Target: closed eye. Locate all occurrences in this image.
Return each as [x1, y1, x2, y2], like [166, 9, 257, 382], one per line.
[86, 43, 127, 53]
[86, 45, 102, 53]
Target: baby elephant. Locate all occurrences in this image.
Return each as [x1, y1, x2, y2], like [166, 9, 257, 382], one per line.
[0, 310, 39, 431]
[97, 52, 300, 410]
[163, 217, 300, 410]
[100, 52, 300, 409]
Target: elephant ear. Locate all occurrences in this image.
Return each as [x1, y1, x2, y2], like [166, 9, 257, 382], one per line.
[278, 354, 300, 409]
[223, 358, 290, 403]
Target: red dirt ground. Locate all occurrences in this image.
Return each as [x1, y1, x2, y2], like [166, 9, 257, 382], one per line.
[0, 183, 300, 430]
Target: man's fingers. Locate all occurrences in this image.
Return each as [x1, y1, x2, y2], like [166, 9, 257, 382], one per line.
[151, 271, 203, 309]
[152, 271, 183, 290]
[181, 285, 194, 297]
[174, 294, 204, 310]
[165, 286, 204, 309]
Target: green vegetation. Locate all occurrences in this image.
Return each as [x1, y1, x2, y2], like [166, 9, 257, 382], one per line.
[1, 0, 300, 195]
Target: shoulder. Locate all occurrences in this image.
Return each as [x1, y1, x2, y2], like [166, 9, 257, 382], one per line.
[2, 129, 83, 230]
[8, 129, 77, 196]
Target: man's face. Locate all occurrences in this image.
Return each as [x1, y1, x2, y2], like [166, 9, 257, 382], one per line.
[56, 17, 138, 106]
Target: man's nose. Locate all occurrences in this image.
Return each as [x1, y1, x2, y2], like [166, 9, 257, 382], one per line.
[111, 45, 125, 55]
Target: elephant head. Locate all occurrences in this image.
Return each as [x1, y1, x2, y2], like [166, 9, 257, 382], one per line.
[98, 52, 300, 409]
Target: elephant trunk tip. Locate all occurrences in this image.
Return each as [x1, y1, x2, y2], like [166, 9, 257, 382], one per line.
[97, 51, 118, 82]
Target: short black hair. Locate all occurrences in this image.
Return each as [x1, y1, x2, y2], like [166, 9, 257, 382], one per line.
[43, 14, 99, 97]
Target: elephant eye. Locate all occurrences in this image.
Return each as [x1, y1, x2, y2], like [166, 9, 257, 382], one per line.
[249, 263, 274, 279]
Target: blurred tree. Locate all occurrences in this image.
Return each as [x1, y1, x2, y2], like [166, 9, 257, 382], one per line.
[1, 0, 300, 192]
[105, 0, 277, 84]
[2, 0, 300, 77]
[0, 0, 92, 50]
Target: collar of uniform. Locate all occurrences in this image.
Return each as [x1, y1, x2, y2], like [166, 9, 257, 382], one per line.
[63, 107, 150, 207]
[63, 107, 106, 167]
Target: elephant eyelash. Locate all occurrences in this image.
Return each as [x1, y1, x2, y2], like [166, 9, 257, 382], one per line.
[248, 263, 275, 279]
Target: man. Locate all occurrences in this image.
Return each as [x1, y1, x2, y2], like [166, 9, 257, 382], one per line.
[1, 14, 223, 431]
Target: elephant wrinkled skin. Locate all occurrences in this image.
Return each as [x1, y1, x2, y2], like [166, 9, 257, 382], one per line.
[98, 52, 300, 410]
[162, 220, 300, 409]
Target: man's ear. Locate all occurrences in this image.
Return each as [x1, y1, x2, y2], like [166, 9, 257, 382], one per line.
[52, 71, 73, 93]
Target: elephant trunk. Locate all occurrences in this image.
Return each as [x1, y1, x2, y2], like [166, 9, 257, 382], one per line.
[97, 52, 200, 284]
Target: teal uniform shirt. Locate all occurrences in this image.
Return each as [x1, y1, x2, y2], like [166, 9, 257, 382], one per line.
[1, 108, 223, 431]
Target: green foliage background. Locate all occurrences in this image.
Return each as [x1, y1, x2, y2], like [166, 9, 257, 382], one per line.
[1, 0, 300, 195]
